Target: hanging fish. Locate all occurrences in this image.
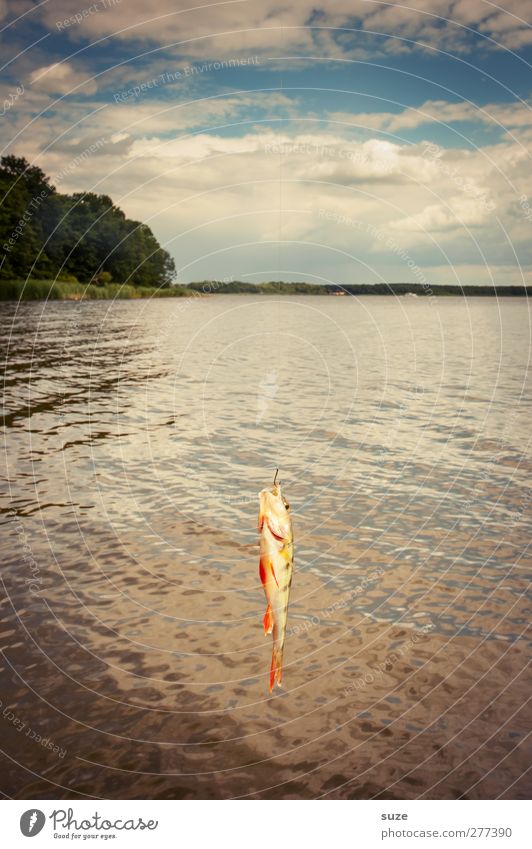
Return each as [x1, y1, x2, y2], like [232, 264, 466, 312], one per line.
[258, 469, 294, 692]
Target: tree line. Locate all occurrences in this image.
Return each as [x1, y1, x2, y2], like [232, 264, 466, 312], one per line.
[0, 156, 175, 287]
[187, 280, 531, 296]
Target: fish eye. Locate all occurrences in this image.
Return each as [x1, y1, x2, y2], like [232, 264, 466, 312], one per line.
[283, 500, 290, 510]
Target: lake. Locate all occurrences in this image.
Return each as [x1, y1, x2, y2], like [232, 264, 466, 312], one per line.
[1, 294, 530, 799]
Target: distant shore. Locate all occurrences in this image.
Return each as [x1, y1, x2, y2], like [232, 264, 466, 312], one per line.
[1, 278, 530, 301]
[185, 281, 532, 297]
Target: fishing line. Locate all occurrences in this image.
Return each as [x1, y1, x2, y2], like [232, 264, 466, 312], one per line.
[275, 34, 284, 476]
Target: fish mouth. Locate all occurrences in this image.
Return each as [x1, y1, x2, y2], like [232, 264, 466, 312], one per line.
[259, 485, 282, 510]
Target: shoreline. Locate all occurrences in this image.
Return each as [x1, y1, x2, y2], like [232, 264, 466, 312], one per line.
[1, 279, 530, 302]
[0, 279, 191, 302]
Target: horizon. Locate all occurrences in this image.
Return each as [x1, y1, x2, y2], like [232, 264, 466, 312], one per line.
[182, 278, 531, 289]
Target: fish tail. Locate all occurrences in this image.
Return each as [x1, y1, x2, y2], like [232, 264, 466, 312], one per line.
[263, 603, 273, 635]
[269, 646, 283, 692]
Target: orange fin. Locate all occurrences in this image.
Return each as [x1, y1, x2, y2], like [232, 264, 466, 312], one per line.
[259, 556, 278, 588]
[263, 604, 273, 635]
[269, 648, 283, 692]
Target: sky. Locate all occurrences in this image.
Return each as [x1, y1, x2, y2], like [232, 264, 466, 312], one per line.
[2, 0, 532, 285]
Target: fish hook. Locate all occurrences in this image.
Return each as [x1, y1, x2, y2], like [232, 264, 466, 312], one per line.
[273, 468, 279, 487]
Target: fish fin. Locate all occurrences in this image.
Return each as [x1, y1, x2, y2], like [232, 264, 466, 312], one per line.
[269, 647, 283, 692]
[259, 556, 268, 586]
[263, 604, 273, 635]
[267, 516, 287, 541]
[259, 556, 278, 588]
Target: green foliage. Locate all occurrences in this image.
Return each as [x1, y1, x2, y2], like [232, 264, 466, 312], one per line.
[2, 276, 529, 302]
[187, 280, 531, 297]
[56, 271, 79, 283]
[92, 270, 113, 286]
[0, 156, 176, 287]
[187, 280, 328, 294]
[0, 279, 191, 302]
[0, 279, 60, 300]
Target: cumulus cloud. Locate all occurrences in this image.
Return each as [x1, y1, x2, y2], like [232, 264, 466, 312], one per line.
[38, 0, 532, 56]
[390, 197, 493, 234]
[14, 121, 524, 282]
[6, 68, 532, 285]
[330, 98, 532, 138]
[29, 62, 98, 95]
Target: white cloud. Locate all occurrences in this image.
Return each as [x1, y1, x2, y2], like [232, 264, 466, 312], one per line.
[38, 0, 532, 56]
[29, 126, 518, 277]
[390, 196, 493, 234]
[5, 80, 532, 285]
[330, 98, 532, 137]
[29, 62, 98, 95]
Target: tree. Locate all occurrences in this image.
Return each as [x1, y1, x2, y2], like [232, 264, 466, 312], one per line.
[0, 156, 176, 287]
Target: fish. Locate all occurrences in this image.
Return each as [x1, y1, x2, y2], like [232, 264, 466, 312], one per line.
[258, 471, 294, 692]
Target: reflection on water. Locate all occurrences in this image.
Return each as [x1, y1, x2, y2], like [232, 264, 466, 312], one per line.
[1, 295, 530, 799]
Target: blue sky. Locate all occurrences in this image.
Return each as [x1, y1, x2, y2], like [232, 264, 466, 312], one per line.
[2, 0, 532, 285]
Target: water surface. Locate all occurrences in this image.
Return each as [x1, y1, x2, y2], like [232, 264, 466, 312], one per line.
[1, 295, 530, 799]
